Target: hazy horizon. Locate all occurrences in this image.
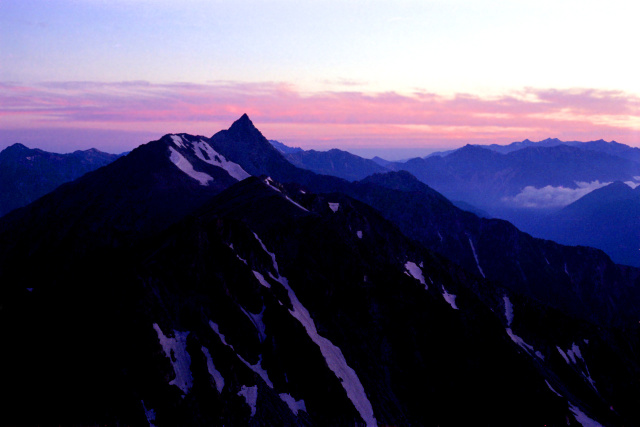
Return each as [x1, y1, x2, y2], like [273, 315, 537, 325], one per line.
[2, 1, 639, 156]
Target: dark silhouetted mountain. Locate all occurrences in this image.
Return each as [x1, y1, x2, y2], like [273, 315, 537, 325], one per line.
[0, 132, 249, 287]
[284, 148, 389, 181]
[333, 171, 640, 328]
[1, 116, 639, 426]
[2, 176, 636, 426]
[521, 181, 640, 266]
[268, 139, 304, 154]
[0, 143, 121, 217]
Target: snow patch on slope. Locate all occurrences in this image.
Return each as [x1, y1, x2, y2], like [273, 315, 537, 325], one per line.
[238, 385, 258, 417]
[209, 320, 274, 388]
[202, 346, 225, 393]
[194, 139, 250, 181]
[254, 232, 376, 426]
[405, 261, 427, 289]
[545, 380, 562, 398]
[153, 323, 193, 394]
[253, 233, 279, 274]
[285, 195, 309, 212]
[142, 401, 157, 427]
[468, 237, 485, 278]
[558, 343, 596, 389]
[279, 393, 307, 416]
[170, 134, 185, 148]
[264, 177, 281, 192]
[328, 202, 340, 213]
[569, 403, 604, 427]
[253, 270, 271, 288]
[442, 286, 458, 309]
[168, 147, 213, 185]
[503, 295, 514, 327]
[277, 273, 376, 426]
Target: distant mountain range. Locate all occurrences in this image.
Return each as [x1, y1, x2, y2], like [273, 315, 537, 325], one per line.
[519, 181, 640, 267]
[0, 143, 122, 217]
[1, 115, 639, 425]
[428, 137, 640, 163]
[269, 138, 640, 266]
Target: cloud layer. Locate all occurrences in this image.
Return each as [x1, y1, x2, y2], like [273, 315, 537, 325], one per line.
[503, 181, 613, 209]
[1, 81, 639, 152]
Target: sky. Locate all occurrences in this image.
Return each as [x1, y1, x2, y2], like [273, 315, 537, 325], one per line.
[1, 0, 640, 159]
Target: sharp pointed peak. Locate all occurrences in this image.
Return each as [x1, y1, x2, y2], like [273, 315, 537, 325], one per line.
[231, 113, 254, 127]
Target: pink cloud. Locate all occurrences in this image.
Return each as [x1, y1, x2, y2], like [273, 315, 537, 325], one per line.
[1, 81, 639, 150]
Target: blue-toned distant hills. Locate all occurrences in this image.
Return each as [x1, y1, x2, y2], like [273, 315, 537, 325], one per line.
[0, 143, 122, 217]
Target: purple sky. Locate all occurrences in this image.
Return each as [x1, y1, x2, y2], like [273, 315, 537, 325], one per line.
[2, 1, 639, 159]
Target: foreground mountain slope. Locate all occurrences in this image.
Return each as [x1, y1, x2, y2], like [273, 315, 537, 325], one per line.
[3, 177, 630, 426]
[0, 143, 121, 217]
[1, 115, 639, 425]
[342, 171, 640, 327]
[0, 133, 248, 288]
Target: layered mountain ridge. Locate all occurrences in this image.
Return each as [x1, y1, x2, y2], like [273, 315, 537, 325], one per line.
[1, 115, 638, 426]
[0, 142, 122, 217]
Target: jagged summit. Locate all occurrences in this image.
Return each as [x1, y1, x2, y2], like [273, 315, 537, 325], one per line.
[224, 113, 263, 139]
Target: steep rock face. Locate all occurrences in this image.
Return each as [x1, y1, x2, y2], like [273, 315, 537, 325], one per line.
[0, 143, 121, 217]
[4, 177, 628, 426]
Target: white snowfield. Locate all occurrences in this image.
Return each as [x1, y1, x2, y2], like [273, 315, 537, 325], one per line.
[170, 134, 186, 148]
[210, 318, 307, 415]
[442, 286, 458, 310]
[328, 202, 340, 213]
[502, 296, 544, 360]
[569, 403, 604, 427]
[194, 139, 250, 181]
[141, 400, 157, 427]
[545, 378, 604, 427]
[557, 342, 596, 389]
[503, 295, 514, 327]
[404, 261, 427, 289]
[279, 392, 307, 416]
[209, 320, 274, 388]
[237, 385, 258, 417]
[253, 232, 377, 427]
[168, 147, 213, 185]
[153, 323, 193, 394]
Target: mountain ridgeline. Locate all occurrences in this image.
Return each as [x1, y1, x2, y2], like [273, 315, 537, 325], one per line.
[268, 138, 640, 267]
[1, 116, 639, 426]
[0, 143, 122, 217]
